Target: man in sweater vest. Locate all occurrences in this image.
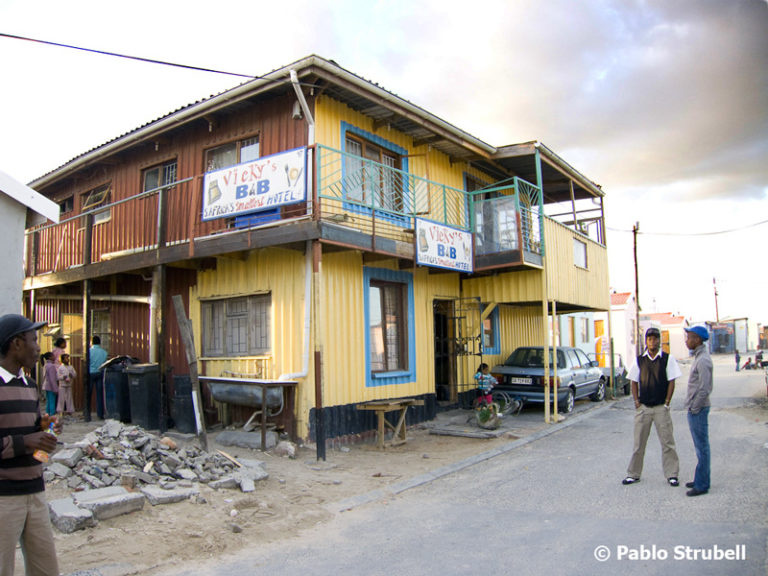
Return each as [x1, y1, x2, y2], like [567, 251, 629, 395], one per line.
[0, 314, 61, 576]
[622, 327, 681, 487]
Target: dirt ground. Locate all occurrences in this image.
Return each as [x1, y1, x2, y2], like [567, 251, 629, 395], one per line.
[41, 416, 514, 576]
[34, 384, 768, 576]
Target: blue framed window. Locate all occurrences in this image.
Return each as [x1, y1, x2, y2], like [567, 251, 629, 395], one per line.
[482, 305, 500, 355]
[363, 267, 416, 387]
[341, 122, 410, 225]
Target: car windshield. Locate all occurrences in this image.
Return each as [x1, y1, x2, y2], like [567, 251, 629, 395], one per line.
[505, 348, 566, 369]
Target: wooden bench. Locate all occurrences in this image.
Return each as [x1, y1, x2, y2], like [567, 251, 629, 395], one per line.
[356, 398, 425, 449]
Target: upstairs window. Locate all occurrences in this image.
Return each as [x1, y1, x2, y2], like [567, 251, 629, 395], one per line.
[59, 196, 74, 215]
[143, 160, 178, 193]
[344, 132, 404, 213]
[573, 238, 588, 269]
[82, 184, 111, 225]
[205, 136, 260, 172]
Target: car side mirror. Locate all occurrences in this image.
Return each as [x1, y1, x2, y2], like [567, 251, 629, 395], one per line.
[590, 360, 600, 367]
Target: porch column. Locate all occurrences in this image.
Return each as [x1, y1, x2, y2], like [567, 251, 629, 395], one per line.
[313, 240, 325, 460]
[83, 279, 91, 418]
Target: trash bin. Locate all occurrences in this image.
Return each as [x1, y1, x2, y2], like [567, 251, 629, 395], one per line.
[104, 365, 131, 422]
[101, 356, 137, 423]
[172, 375, 196, 434]
[126, 363, 161, 430]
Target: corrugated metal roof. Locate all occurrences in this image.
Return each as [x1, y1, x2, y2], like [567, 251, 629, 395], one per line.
[30, 54, 604, 204]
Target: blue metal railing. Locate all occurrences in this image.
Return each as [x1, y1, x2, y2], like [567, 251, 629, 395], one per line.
[315, 144, 542, 257]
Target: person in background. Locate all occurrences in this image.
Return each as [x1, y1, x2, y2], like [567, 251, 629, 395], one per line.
[734, 349, 740, 372]
[51, 337, 67, 365]
[0, 314, 61, 576]
[86, 335, 108, 422]
[41, 352, 58, 417]
[474, 363, 497, 407]
[684, 325, 713, 497]
[622, 327, 681, 487]
[56, 353, 76, 416]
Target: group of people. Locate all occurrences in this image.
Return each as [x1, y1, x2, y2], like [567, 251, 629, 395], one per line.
[40, 337, 76, 417]
[622, 325, 713, 497]
[736, 349, 763, 371]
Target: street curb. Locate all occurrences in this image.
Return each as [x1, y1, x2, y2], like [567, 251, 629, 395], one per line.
[328, 400, 617, 513]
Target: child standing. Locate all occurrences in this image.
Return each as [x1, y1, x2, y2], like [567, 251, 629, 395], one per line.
[56, 353, 76, 415]
[474, 363, 497, 406]
[41, 352, 59, 416]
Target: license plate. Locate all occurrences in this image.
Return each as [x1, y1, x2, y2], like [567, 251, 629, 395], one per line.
[509, 377, 532, 385]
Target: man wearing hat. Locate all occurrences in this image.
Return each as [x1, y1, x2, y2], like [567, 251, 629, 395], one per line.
[622, 326, 682, 487]
[0, 314, 61, 575]
[684, 324, 713, 497]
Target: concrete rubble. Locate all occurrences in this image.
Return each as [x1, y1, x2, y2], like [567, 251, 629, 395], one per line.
[46, 419, 271, 533]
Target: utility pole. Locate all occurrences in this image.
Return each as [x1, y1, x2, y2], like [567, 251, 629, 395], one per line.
[633, 222, 641, 356]
[713, 277, 720, 322]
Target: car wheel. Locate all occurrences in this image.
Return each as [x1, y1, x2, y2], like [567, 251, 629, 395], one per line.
[559, 388, 575, 413]
[590, 378, 606, 402]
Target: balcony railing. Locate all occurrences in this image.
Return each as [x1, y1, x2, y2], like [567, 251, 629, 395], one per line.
[25, 146, 546, 278]
[315, 144, 469, 245]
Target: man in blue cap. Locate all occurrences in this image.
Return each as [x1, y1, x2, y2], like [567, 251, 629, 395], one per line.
[683, 324, 713, 497]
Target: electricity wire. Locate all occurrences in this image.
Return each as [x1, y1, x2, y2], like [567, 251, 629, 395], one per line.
[608, 218, 768, 237]
[0, 32, 321, 90]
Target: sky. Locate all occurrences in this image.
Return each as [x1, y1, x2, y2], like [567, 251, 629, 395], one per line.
[1, 0, 767, 326]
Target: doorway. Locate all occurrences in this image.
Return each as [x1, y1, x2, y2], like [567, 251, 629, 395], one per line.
[433, 300, 456, 403]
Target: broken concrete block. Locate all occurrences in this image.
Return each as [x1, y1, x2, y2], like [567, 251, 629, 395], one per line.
[239, 477, 256, 493]
[209, 476, 239, 490]
[237, 459, 267, 472]
[48, 462, 72, 478]
[51, 447, 83, 468]
[141, 485, 199, 506]
[49, 497, 96, 533]
[175, 468, 198, 481]
[73, 486, 145, 520]
[216, 430, 278, 451]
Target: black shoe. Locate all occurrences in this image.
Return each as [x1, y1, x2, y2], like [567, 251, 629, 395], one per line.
[686, 487, 708, 497]
[685, 482, 695, 488]
[667, 477, 679, 487]
[622, 477, 640, 485]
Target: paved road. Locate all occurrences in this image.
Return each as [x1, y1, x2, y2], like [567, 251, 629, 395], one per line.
[158, 357, 768, 576]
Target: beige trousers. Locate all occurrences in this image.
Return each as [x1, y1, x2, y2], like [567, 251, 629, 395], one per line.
[627, 404, 680, 479]
[0, 492, 59, 576]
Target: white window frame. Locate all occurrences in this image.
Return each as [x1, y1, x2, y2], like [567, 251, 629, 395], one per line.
[573, 238, 588, 269]
[82, 184, 111, 225]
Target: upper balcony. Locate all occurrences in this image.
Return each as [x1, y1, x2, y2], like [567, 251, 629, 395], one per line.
[23, 144, 602, 287]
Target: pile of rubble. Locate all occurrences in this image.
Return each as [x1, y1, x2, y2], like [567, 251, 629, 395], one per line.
[46, 419, 270, 533]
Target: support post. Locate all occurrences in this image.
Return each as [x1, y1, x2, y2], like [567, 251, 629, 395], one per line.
[313, 241, 325, 460]
[633, 222, 641, 356]
[83, 279, 91, 419]
[172, 294, 208, 451]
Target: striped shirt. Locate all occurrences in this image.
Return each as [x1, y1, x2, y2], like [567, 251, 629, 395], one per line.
[0, 366, 44, 495]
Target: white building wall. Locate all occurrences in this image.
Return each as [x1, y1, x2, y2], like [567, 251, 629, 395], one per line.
[0, 195, 25, 316]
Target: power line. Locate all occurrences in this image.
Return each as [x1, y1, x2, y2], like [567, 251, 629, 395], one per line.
[608, 218, 768, 236]
[0, 32, 263, 80]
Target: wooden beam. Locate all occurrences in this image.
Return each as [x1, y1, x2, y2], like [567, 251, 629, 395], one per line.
[171, 294, 208, 451]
